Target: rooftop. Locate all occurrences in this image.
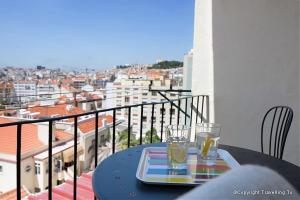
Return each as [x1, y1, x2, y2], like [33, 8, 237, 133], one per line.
[0, 118, 72, 156]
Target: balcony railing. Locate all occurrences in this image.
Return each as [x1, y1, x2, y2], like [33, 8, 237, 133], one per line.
[0, 94, 209, 200]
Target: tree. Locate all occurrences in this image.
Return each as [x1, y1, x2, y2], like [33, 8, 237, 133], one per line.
[149, 61, 183, 69]
[117, 128, 161, 150]
[117, 130, 139, 150]
[143, 128, 161, 144]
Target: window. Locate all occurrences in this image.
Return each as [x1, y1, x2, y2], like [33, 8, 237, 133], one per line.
[142, 93, 148, 96]
[35, 163, 40, 175]
[125, 96, 130, 103]
[55, 159, 62, 173]
[100, 135, 105, 145]
[34, 187, 41, 193]
[142, 116, 147, 122]
[170, 109, 175, 115]
[152, 116, 156, 123]
[57, 180, 63, 185]
[97, 101, 102, 108]
[88, 141, 95, 154]
[25, 165, 32, 173]
[151, 91, 157, 96]
[90, 104, 96, 110]
[160, 108, 166, 114]
[0, 165, 3, 174]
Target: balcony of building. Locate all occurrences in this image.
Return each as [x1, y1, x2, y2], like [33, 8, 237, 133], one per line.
[0, 93, 208, 199]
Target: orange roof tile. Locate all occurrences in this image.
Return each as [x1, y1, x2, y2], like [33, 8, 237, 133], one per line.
[28, 104, 84, 119]
[55, 130, 73, 141]
[0, 118, 45, 155]
[78, 115, 113, 134]
[0, 118, 73, 155]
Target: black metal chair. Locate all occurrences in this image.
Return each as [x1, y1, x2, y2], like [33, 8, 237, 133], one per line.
[261, 106, 293, 159]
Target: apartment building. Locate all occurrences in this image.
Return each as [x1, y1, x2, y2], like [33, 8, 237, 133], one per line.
[14, 81, 36, 102]
[14, 81, 60, 102]
[19, 103, 117, 170]
[0, 117, 75, 194]
[0, 82, 16, 104]
[109, 77, 184, 140]
[72, 79, 86, 90]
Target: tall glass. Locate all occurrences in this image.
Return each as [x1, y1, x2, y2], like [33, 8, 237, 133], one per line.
[166, 125, 191, 168]
[195, 123, 221, 165]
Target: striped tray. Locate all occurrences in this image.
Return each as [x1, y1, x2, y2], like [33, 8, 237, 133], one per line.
[136, 147, 240, 185]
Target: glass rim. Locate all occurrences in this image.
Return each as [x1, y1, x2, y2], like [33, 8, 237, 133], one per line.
[166, 124, 191, 130]
[195, 123, 221, 128]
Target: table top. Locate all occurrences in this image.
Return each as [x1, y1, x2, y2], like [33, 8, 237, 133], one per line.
[92, 143, 300, 200]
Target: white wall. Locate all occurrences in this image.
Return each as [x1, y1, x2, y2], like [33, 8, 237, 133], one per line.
[0, 157, 38, 193]
[21, 158, 36, 193]
[192, 0, 215, 121]
[211, 0, 300, 165]
[183, 49, 193, 90]
[0, 161, 16, 192]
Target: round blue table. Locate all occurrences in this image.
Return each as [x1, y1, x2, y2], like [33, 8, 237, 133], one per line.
[92, 143, 300, 200]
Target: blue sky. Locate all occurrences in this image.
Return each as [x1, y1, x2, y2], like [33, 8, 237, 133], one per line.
[0, 0, 195, 70]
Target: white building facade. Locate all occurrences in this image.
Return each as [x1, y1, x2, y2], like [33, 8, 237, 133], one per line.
[107, 78, 185, 141]
[189, 0, 300, 166]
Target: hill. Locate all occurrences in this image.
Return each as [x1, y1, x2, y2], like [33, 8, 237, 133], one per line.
[149, 61, 183, 69]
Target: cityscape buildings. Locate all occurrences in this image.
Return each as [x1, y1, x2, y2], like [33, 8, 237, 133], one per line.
[0, 62, 185, 197]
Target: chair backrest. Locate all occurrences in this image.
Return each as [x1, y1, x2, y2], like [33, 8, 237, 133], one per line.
[261, 106, 293, 159]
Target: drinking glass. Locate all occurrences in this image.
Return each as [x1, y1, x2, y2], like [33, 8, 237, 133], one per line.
[166, 125, 191, 168]
[195, 123, 221, 165]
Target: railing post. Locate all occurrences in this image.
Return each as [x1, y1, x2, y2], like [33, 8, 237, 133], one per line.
[185, 98, 188, 125]
[127, 107, 131, 148]
[150, 104, 154, 143]
[205, 96, 210, 122]
[113, 109, 116, 153]
[201, 96, 205, 123]
[170, 103, 173, 125]
[177, 99, 181, 125]
[94, 112, 99, 169]
[196, 96, 200, 124]
[48, 120, 53, 200]
[16, 124, 22, 200]
[140, 105, 143, 145]
[160, 103, 164, 142]
[190, 97, 194, 126]
[73, 116, 78, 200]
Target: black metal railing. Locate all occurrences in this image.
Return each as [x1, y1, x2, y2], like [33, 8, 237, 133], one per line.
[0, 94, 209, 200]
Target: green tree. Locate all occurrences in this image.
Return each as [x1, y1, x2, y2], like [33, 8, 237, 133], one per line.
[149, 60, 183, 69]
[117, 128, 161, 150]
[143, 128, 161, 144]
[117, 130, 139, 150]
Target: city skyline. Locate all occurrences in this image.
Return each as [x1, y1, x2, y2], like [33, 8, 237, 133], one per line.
[0, 0, 194, 69]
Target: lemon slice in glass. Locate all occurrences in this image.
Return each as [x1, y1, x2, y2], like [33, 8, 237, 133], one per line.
[169, 143, 187, 163]
[201, 137, 214, 158]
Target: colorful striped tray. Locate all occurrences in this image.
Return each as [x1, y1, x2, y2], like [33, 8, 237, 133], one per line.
[136, 147, 240, 185]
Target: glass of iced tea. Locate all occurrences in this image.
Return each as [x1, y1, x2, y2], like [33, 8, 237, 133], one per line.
[195, 123, 221, 165]
[166, 125, 191, 168]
